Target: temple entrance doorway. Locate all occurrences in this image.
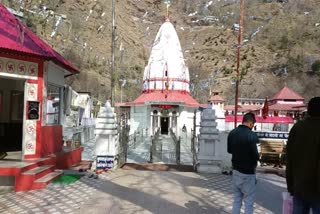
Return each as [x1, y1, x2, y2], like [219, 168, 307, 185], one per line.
[0, 77, 25, 160]
[160, 117, 169, 135]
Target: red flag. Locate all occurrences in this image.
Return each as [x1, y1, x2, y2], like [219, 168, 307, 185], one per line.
[262, 97, 269, 119]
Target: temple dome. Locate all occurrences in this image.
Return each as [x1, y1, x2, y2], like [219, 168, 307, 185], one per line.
[142, 20, 190, 93]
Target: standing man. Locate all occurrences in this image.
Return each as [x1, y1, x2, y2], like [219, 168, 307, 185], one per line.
[228, 112, 259, 214]
[286, 97, 320, 214]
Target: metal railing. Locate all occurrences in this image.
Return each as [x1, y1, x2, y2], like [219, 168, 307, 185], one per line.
[118, 127, 150, 167]
[170, 128, 181, 165]
[127, 128, 149, 150]
[191, 128, 199, 171]
[191, 109, 199, 171]
[149, 128, 160, 163]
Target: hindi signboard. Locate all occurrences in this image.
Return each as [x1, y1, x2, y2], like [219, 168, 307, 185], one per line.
[96, 156, 114, 170]
[255, 131, 289, 139]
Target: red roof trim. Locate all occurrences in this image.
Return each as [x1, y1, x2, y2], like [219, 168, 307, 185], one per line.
[268, 103, 307, 111]
[0, 50, 43, 64]
[225, 105, 261, 111]
[128, 90, 199, 107]
[208, 94, 225, 102]
[143, 78, 190, 84]
[225, 115, 294, 123]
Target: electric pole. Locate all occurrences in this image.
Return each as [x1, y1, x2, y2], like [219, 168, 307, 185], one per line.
[111, 0, 116, 106]
[234, 0, 244, 128]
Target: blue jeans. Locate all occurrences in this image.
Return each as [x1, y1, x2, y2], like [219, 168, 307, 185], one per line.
[232, 170, 257, 214]
[293, 195, 320, 214]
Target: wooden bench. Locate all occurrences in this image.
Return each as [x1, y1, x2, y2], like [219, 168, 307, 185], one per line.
[259, 139, 285, 166]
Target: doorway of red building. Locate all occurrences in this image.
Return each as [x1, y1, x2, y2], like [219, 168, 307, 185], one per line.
[0, 77, 25, 160]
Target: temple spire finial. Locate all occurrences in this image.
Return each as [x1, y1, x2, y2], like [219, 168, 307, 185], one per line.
[164, 0, 171, 18]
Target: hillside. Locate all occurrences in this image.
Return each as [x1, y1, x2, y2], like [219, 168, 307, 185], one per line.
[2, 0, 320, 103]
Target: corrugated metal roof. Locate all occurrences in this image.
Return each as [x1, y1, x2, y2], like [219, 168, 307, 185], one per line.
[0, 4, 79, 74]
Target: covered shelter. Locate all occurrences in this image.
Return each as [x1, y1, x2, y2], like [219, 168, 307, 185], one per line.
[0, 4, 81, 191]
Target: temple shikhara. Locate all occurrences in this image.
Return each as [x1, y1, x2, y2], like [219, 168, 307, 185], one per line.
[119, 18, 199, 136]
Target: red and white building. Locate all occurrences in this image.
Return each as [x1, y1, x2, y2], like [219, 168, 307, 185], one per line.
[0, 4, 82, 191]
[222, 85, 306, 131]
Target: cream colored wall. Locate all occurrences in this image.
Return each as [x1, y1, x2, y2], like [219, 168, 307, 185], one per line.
[0, 78, 25, 122]
[129, 105, 150, 135]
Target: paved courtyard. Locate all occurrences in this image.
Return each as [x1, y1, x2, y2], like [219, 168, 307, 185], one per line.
[0, 169, 286, 214]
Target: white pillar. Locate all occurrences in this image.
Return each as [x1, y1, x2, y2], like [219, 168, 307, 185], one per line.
[197, 108, 222, 173]
[150, 112, 153, 136]
[158, 115, 160, 128]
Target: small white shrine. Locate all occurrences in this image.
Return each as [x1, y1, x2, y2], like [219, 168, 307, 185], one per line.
[197, 108, 222, 173]
[93, 101, 119, 169]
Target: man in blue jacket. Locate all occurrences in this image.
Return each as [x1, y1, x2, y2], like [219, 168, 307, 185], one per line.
[286, 97, 320, 214]
[228, 112, 259, 214]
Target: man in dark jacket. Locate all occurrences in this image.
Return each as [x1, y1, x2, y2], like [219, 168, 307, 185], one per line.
[286, 97, 320, 214]
[228, 112, 259, 214]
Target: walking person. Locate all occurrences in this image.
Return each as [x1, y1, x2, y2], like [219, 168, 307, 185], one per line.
[286, 97, 320, 214]
[227, 112, 259, 214]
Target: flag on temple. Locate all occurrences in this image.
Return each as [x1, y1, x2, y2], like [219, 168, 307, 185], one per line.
[262, 97, 269, 119]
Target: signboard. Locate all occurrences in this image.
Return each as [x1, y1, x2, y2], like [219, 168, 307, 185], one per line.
[96, 156, 114, 170]
[256, 132, 289, 139]
[152, 104, 177, 109]
[27, 101, 40, 120]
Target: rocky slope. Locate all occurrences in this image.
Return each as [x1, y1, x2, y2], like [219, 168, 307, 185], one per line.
[3, 0, 320, 103]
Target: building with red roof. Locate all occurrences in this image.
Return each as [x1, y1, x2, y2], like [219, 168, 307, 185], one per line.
[271, 85, 304, 101]
[0, 4, 81, 191]
[221, 85, 306, 131]
[118, 19, 199, 136]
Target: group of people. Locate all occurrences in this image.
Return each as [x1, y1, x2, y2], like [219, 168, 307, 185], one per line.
[227, 97, 320, 214]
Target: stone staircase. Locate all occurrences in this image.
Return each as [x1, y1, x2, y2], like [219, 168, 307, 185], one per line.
[0, 147, 84, 192]
[5, 157, 63, 192]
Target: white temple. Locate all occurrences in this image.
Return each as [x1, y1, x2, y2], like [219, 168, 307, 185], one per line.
[142, 19, 190, 93]
[122, 19, 199, 136]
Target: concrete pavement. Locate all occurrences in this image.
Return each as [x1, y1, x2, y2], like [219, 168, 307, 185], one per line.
[0, 132, 287, 214]
[0, 169, 286, 213]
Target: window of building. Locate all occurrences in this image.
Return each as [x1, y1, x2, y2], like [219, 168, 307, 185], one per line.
[273, 123, 289, 132]
[261, 123, 273, 131]
[46, 84, 61, 125]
